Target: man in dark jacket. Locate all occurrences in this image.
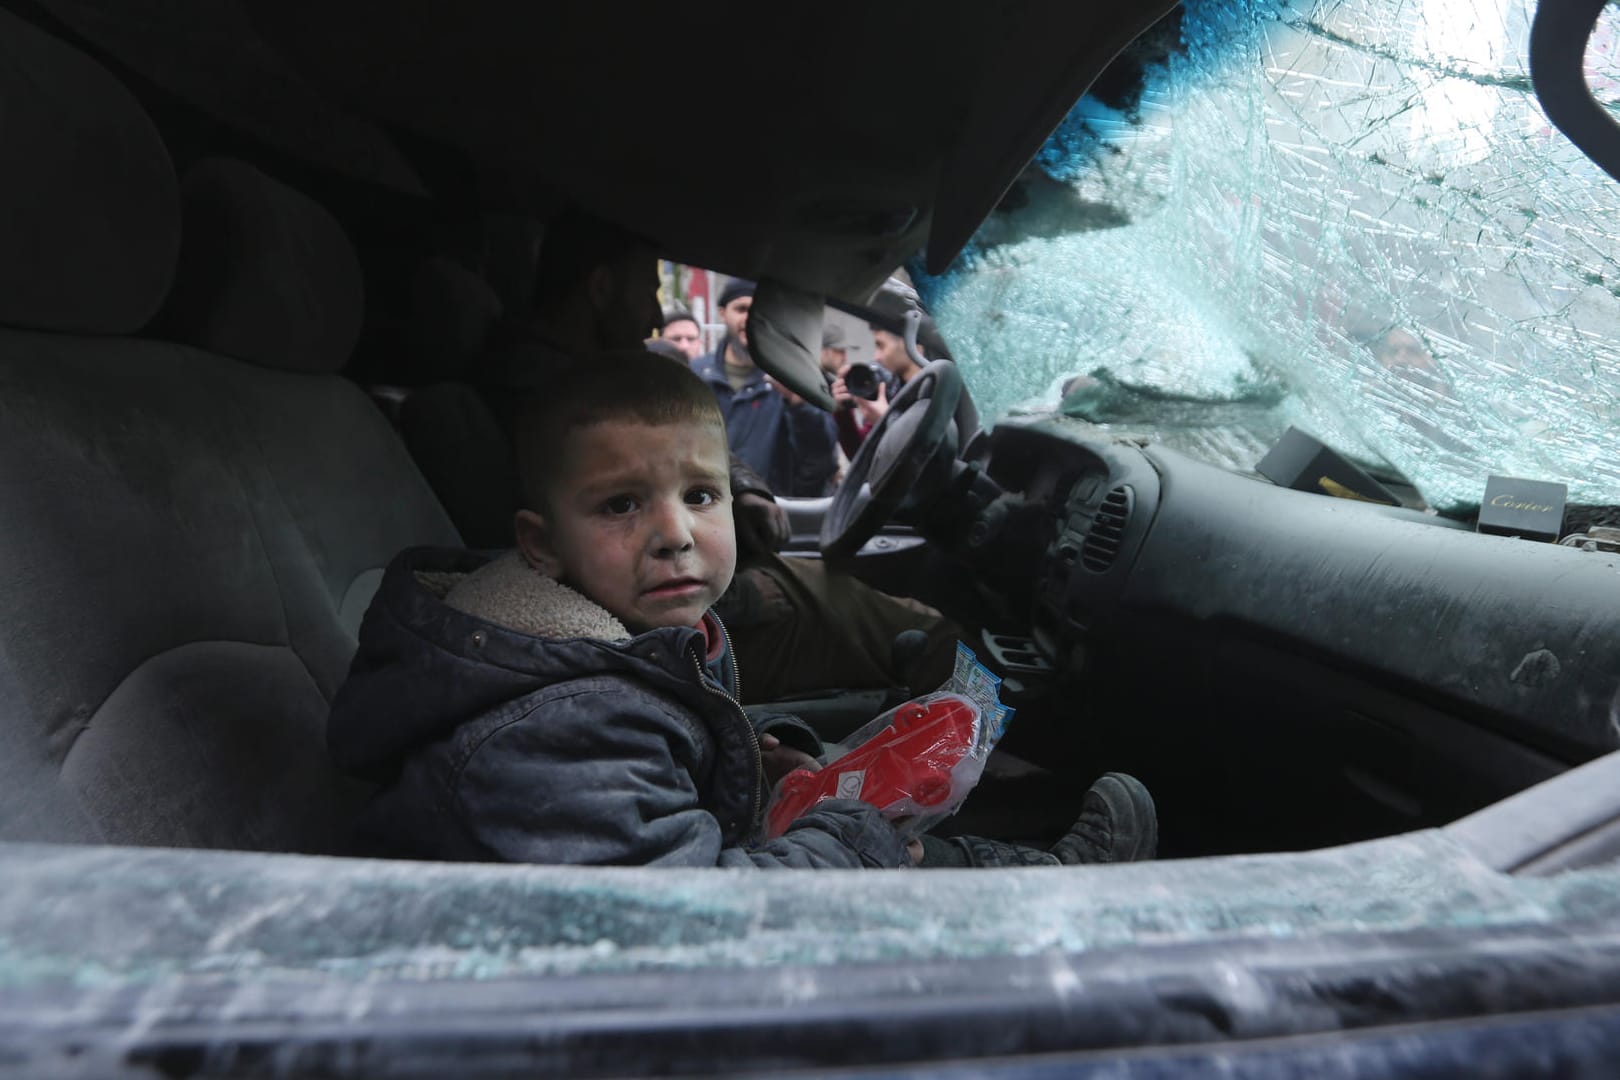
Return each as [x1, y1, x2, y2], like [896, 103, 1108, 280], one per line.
[691, 279, 839, 497]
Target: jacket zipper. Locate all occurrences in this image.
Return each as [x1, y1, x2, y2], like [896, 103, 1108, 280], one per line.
[692, 614, 762, 836]
[714, 612, 741, 702]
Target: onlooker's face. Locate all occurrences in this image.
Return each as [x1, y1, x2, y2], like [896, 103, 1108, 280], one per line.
[819, 345, 847, 374]
[872, 329, 915, 378]
[662, 317, 704, 360]
[518, 419, 736, 634]
[722, 296, 753, 348]
[1373, 328, 1436, 374]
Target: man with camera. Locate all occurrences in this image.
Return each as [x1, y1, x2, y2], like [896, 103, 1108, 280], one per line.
[823, 320, 898, 459]
[827, 357, 895, 460]
[828, 279, 971, 457]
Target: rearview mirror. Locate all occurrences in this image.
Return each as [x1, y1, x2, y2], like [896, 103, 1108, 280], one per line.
[745, 277, 835, 411]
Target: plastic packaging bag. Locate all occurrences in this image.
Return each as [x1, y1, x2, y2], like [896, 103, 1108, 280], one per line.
[765, 643, 1015, 840]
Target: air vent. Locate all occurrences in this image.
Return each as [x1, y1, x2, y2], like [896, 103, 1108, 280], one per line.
[1081, 485, 1132, 572]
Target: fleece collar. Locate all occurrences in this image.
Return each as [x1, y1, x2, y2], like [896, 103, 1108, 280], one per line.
[429, 550, 631, 641]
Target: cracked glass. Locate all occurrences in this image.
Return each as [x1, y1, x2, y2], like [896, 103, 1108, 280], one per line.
[921, 0, 1620, 512]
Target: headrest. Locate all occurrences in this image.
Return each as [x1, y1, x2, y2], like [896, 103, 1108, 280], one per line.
[400, 257, 504, 382]
[0, 7, 180, 334]
[158, 158, 363, 374]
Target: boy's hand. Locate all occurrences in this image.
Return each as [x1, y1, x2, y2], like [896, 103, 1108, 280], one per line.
[759, 732, 821, 787]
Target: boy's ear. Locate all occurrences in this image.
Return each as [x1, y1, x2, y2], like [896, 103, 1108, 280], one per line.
[514, 510, 563, 578]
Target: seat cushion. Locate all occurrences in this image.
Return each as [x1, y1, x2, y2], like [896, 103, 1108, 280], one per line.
[0, 330, 458, 850]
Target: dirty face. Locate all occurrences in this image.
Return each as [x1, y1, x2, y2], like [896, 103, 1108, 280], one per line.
[517, 418, 736, 634]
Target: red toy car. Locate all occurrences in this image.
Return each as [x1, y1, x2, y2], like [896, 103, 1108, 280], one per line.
[765, 694, 983, 839]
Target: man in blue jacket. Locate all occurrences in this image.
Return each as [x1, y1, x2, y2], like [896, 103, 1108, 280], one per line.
[692, 280, 838, 497]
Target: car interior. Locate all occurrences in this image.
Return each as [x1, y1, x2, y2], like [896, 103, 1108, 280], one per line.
[5, 0, 1620, 877]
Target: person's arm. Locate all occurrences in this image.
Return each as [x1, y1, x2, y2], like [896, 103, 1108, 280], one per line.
[746, 707, 824, 786]
[729, 456, 773, 501]
[451, 684, 911, 869]
[729, 455, 790, 557]
[746, 706, 822, 758]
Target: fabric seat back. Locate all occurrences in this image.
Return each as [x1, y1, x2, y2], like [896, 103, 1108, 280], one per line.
[0, 10, 458, 851]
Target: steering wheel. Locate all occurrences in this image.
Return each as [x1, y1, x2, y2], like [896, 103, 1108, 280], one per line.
[821, 359, 963, 559]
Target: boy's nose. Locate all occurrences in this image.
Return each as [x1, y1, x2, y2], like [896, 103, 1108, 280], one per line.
[648, 500, 695, 554]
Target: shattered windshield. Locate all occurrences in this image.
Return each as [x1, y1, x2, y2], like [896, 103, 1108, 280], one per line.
[920, 0, 1620, 511]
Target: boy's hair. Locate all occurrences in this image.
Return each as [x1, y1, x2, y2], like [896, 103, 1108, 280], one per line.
[513, 349, 727, 511]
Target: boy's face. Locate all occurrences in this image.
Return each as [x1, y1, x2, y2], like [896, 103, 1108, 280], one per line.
[516, 418, 736, 635]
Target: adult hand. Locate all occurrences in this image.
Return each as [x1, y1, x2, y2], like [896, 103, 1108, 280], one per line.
[830, 372, 854, 412]
[734, 490, 790, 554]
[852, 380, 889, 427]
[759, 732, 822, 787]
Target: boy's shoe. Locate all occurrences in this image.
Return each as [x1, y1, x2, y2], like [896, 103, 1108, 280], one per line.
[1050, 772, 1158, 864]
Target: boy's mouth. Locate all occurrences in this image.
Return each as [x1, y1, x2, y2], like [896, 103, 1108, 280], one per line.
[642, 577, 707, 601]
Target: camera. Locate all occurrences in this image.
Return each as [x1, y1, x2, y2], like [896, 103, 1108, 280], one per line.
[842, 362, 885, 401]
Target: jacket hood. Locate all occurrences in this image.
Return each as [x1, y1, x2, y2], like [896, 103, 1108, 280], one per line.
[328, 547, 724, 781]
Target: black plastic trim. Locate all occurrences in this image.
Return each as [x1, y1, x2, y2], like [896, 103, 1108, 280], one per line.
[1531, 0, 1620, 185]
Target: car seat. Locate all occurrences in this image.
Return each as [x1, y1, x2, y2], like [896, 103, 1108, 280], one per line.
[0, 8, 459, 852]
[390, 257, 520, 549]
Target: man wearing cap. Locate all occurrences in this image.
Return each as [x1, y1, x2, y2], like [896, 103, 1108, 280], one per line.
[692, 279, 838, 497]
[822, 321, 892, 461]
[660, 308, 706, 361]
[820, 321, 851, 376]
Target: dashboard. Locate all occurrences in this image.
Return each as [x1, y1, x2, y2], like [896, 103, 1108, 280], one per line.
[976, 417, 1620, 852]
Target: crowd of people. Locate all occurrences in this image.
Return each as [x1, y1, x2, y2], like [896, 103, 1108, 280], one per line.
[651, 274, 961, 496]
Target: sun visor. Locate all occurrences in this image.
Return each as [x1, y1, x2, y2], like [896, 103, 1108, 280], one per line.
[0, 6, 180, 334]
[31, 0, 427, 198]
[746, 278, 835, 411]
[155, 158, 363, 374]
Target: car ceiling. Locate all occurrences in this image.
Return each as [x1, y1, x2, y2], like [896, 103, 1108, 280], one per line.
[18, 0, 1178, 302]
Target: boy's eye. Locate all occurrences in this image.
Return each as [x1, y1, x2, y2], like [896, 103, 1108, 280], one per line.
[685, 488, 720, 507]
[603, 495, 638, 515]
